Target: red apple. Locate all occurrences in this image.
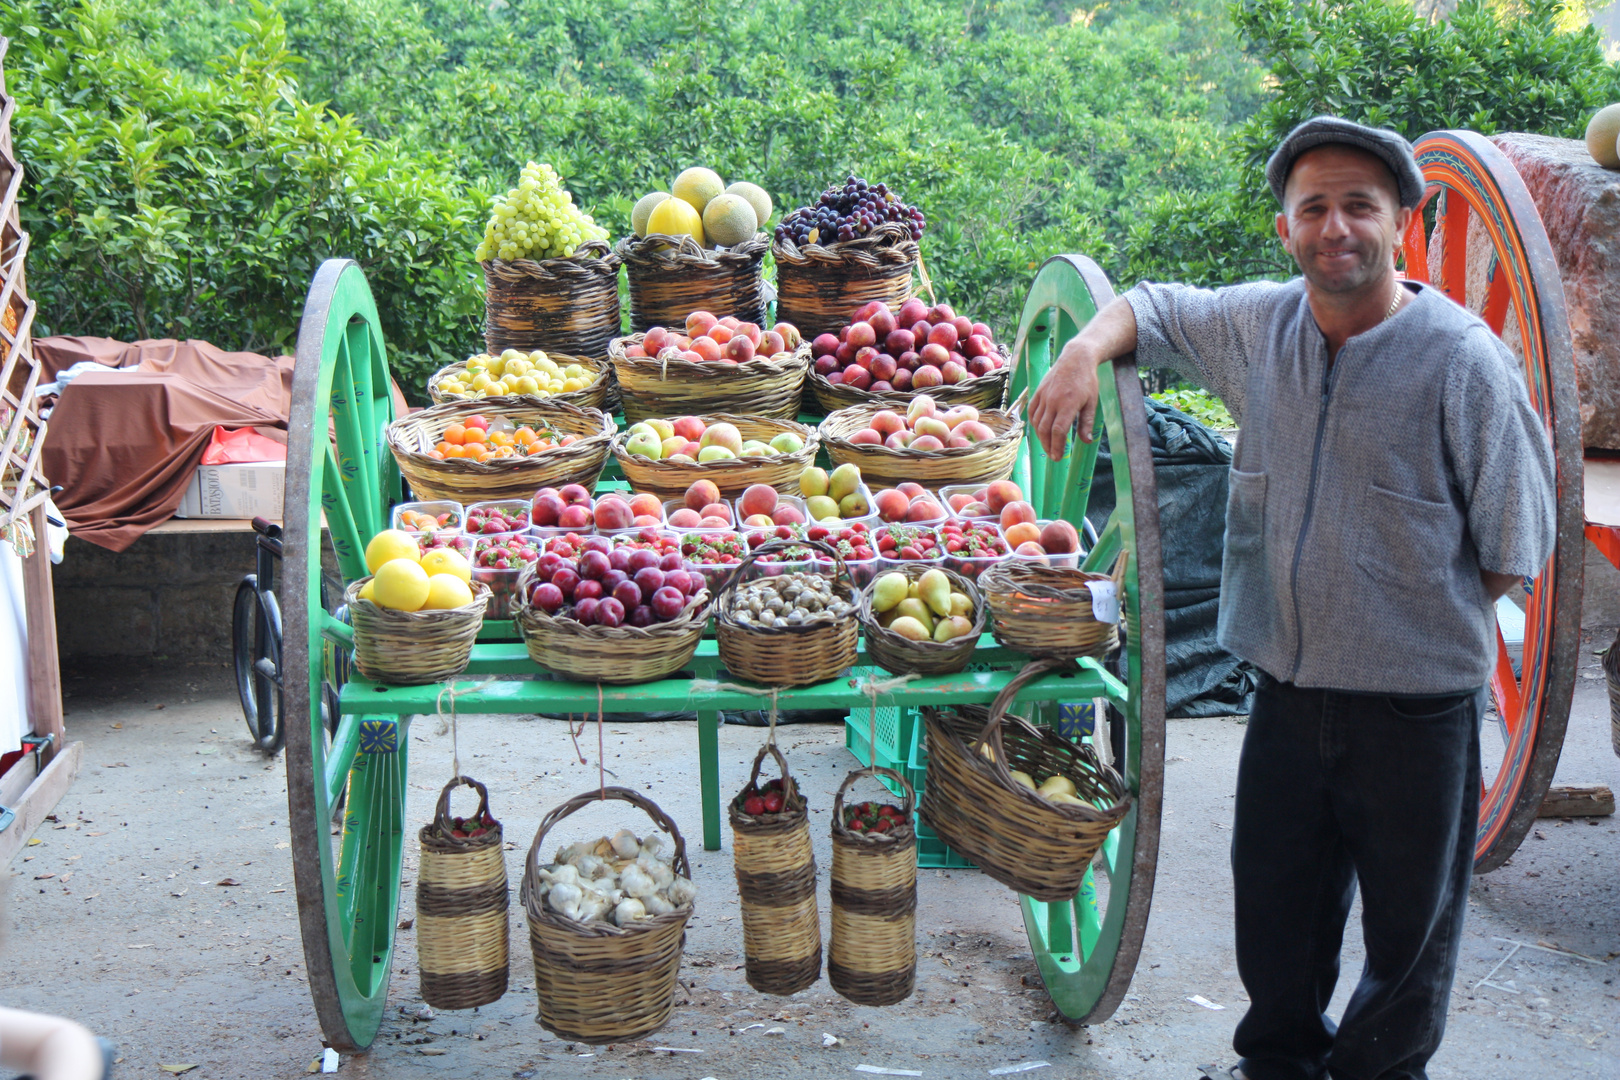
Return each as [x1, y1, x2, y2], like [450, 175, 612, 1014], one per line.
[532, 493, 565, 526]
[870, 354, 898, 383]
[885, 328, 915, 355]
[559, 483, 593, 506]
[927, 303, 956, 324]
[898, 298, 929, 325]
[812, 333, 840, 357]
[919, 342, 950, 367]
[843, 365, 872, 391]
[941, 360, 968, 385]
[869, 307, 897, 337]
[847, 322, 877, 349]
[814, 355, 841, 377]
[890, 368, 913, 391]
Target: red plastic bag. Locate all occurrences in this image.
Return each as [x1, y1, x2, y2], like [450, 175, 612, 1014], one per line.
[200, 425, 287, 465]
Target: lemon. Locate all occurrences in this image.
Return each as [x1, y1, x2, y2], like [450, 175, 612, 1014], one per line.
[365, 529, 420, 574]
[423, 573, 476, 610]
[372, 559, 431, 611]
[419, 548, 471, 582]
[358, 579, 376, 602]
[671, 167, 724, 214]
[646, 196, 704, 245]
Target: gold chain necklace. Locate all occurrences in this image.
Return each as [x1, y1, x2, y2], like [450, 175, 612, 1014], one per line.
[1384, 281, 1404, 321]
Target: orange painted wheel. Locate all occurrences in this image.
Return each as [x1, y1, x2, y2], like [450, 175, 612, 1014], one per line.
[1401, 130, 1584, 872]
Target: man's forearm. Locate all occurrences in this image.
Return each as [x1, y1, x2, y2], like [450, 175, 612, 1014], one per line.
[1029, 297, 1140, 459]
[1055, 296, 1139, 374]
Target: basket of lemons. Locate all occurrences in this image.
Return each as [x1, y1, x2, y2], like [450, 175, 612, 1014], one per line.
[428, 349, 611, 411]
[346, 530, 492, 685]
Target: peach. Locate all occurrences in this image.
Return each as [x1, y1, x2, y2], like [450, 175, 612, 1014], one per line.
[871, 410, 906, 437]
[963, 333, 993, 359]
[874, 489, 911, 522]
[854, 346, 879, 369]
[559, 484, 593, 506]
[744, 513, 775, 528]
[699, 515, 732, 528]
[1000, 500, 1037, 529]
[942, 406, 979, 429]
[690, 337, 723, 362]
[956, 420, 996, 443]
[966, 354, 994, 378]
[717, 315, 741, 331]
[672, 415, 706, 441]
[947, 493, 975, 513]
[699, 422, 743, 455]
[708, 323, 735, 345]
[632, 514, 661, 527]
[1004, 522, 1041, 548]
[668, 508, 703, 528]
[985, 480, 1023, 513]
[906, 499, 944, 522]
[643, 326, 670, 353]
[739, 484, 778, 519]
[558, 504, 593, 530]
[946, 436, 972, 448]
[849, 427, 884, 445]
[723, 335, 756, 362]
[736, 322, 762, 346]
[963, 501, 993, 517]
[760, 330, 786, 356]
[913, 416, 951, 441]
[885, 328, 915, 355]
[624, 344, 647, 358]
[885, 432, 911, 450]
[679, 349, 704, 364]
[771, 322, 801, 349]
[1039, 520, 1080, 555]
[951, 316, 974, 341]
[685, 479, 722, 512]
[852, 300, 887, 323]
[771, 504, 805, 525]
[594, 497, 633, 530]
[686, 311, 718, 337]
[912, 364, 944, 389]
[897, 297, 930, 325]
[897, 482, 928, 499]
[700, 502, 733, 523]
[909, 434, 944, 451]
[1014, 541, 1047, 559]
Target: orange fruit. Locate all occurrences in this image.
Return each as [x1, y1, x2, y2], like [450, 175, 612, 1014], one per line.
[461, 426, 487, 444]
[443, 424, 467, 445]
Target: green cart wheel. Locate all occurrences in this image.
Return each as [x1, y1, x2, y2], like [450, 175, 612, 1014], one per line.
[1007, 255, 1167, 1024]
[282, 259, 409, 1051]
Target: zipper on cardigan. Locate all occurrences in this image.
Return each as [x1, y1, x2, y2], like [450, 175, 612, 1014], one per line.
[1287, 351, 1339, 682]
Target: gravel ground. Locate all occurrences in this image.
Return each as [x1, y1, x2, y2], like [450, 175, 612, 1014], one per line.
[1, 637, 1615, 1080]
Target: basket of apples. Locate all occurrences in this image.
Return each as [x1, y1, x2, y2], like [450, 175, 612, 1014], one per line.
[819, 393, 1024, 490]
[611, 412, 818, 502]
[807, 299, 1011, 414]
[514, 534, 710, 684]
[608, 312, 810, 423]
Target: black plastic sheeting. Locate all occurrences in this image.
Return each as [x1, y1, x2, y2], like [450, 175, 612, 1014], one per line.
[1085, 398, 1256, 718]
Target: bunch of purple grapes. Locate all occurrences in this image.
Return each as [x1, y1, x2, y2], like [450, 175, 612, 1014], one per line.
[775, 175, 926, 247]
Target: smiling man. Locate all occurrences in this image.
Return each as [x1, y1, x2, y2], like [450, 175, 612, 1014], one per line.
[1028, 117, 1555, 1080]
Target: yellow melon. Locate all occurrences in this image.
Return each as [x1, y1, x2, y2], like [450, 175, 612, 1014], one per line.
[631, 191, 670, 237]
[646, 196, 705, 246]
[671, 167, 724, 214]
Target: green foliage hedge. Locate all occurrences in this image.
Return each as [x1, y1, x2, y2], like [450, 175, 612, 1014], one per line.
[2, 0, 1616, 398]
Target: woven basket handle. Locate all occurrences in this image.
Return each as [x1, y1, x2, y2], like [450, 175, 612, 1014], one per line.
[833, 764, 916, 823]
[969, 657, 1080, 781]
[746, 741, 799, 804]
[522, 785, 691, 900]
[433, 775, 492, 834]
[715, 536, 850, 613]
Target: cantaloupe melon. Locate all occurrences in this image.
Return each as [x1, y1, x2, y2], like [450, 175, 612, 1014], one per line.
[702, 193, 758, 246]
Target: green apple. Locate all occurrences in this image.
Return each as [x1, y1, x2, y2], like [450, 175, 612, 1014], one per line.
[627, 421, 657, 440]
[770, 431, 805, 454]
[697, 444, 736, 462]
[660, 435, 686, 458]
[625, 431, 664, 459]
[740, 440, 772, 457]
[646, 418, 675, 441]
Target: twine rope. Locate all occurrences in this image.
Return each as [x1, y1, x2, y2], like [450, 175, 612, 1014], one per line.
[856, 674, 919, 769]
[689, 680, 783, 745]
[435, 677, 497, 781]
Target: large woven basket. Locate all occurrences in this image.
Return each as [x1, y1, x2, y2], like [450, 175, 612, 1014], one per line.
[616, 233, 769, 332]
[730, 743, 821, 996]
[715, 538, 860, 688]
[829, 765, 916, 1006]
[611, 413, 818, 501]
[387, 398, 615, 503]
[512, 567, 710, 684]
[482, 240, 622, 357]
[819, 392, 1025, 489]
[426, 353, 610, 411]
[416, 776, 509, 1010]
[919, 658, 1131, 902]
[345, 579, 489, 685]
[807, 298, 1011, 412]
[858, 563, 985, 677]
[977, 558, 1121, 660]
[521, 787, 692, 1045]
[774, 222, 918, 341]
[609, 336, 810, 423]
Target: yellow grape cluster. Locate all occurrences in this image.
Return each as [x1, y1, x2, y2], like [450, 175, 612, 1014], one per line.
[474, 162, 608, 262]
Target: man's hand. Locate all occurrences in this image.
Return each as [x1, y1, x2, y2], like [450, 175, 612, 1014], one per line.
[1029, 338, 1102, 461]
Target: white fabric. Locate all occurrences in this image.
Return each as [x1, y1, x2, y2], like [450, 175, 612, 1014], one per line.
[0, 544, 29, 753]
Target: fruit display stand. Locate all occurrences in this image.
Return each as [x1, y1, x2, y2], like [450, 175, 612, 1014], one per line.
[278, 252, 1166, 1050]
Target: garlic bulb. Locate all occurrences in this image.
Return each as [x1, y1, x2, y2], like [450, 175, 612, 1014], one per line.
[666, 876, 697, 908]
[641, 893, 675, 916]
[618, 862, 657, 900]
[575, 854, 611, 881]
[640, 834, 672, 864]
[576, 885, 612, 923]
[546, 882, 582, 919]
[556, 841, 592, 865]
[610, 829, 641, 860]
[613, 897, 647, 926]
[539, 864, 580, 888]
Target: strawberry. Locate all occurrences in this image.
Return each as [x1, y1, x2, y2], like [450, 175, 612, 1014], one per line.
[849, 819, 867, 832]
[762, 791, 784, 813]
[743, 795, 767, 816]
[873, 817, 892, 833]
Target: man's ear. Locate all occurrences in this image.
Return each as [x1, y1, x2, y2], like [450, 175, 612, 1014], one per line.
[1275, 211, 1290, 244]
[1394, 205, 1414, 241]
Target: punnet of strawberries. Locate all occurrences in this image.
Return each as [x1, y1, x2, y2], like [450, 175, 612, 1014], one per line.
[445, 812, 498, 839]
[736, 776, 794, 816]
[842, 800, 906, 833]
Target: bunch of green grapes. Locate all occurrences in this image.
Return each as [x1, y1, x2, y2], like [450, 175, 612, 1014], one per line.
[474, 162, 608, 262]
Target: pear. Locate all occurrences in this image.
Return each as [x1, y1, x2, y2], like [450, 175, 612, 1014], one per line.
[1045, 792, 1085, 808]
[829, 462, 862, 502]
[895, 598, 934, 631]
[908, 581, 921, 600]
[1010, 770, 1037, 790]
[933, 615, 973, 642]
[1038, 775, 1077, 799]
[799, 465, 830, 498]
[949, 591, 973, 617]
[871, 572, 909, 614]
[806, 495, 840, 521]
[889, 615, 931, 642]
[917, 568, 953, 617]
[839, 490, 870, 517]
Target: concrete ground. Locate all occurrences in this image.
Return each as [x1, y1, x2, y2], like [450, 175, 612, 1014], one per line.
[2, 638, 1616, 1080]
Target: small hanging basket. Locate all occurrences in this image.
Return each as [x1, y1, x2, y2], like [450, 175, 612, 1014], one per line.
[344, 579, 489, 686]
[977, 557, 1123, 660]
[730, 742, 821, 995]
[828, 765, 917, 1006]
[521, 786, 693, 1045]
[714, 537, 860, 688]
[773, 222, 920, 341]
[482, 240, 622, 358]
[919, 658, 1131, 902]
[616, 233, 769, 333]
[416, 776, 509, 1010]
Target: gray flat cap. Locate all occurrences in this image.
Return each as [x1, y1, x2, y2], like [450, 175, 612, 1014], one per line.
[1266, 116, 1426, 209]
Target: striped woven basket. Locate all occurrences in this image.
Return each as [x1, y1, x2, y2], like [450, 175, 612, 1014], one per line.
[730, 742, 821, 995]
[828, 765, 916, 1006]
[416, 776, 509, 1010]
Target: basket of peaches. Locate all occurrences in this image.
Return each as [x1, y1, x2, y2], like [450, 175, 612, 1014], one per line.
[607, 310, 812, 423]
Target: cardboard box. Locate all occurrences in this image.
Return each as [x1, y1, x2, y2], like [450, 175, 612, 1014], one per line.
[174, 462, 285, 519]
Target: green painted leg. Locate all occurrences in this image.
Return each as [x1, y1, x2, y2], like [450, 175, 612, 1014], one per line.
[698, 709, 722, 851]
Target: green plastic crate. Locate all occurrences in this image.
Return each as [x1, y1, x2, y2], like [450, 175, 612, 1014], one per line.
[843, 666, 915, 799]
[903, 705, 977, 869]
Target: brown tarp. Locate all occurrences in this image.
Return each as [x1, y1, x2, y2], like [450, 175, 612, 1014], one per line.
[38, 337, 294, 552]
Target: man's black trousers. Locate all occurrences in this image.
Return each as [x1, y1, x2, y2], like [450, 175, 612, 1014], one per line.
[1232, 675, 1480, 1080]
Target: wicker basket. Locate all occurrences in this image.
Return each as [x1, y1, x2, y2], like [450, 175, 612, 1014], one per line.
[774, 222, 918, 341]
[715, 538, 860, 688]
[512, 567, 710, 684]
[482, 240, 622, 357]
[858, 563, 985, 677]
[521, 786, 692, 1045]
[819, 392, 1026, 490]
[426, 353, 611, 411]
[611, 413, 819, 501]
[977, 558, 1121, 660]
[344, 579, 489, 685]
[730, 743, 821, 995]
[828, 765, 917, 1006]
[616, 233, 769, 333]
[919, 658, 1131, 902]
[609, 336, 810, 423]
[387, 398, 615, 503]
[416, 776, 509, 1010]
[808, 339, 1011, 414]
